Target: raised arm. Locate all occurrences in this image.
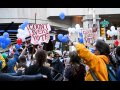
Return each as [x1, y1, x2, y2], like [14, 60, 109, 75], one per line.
[92, 24, 99, 41]
[21, 43, 28, 55]
[67, 34, 100, 72]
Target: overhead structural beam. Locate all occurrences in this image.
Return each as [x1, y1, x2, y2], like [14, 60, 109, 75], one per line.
[4, 22, 14, 32]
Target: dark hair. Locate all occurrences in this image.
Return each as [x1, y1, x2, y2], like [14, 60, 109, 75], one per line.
[95, 40, 117, 68]
[17, 55, 26, 68]
[47, 51, 52, 56]
[68, 51, 85, 77]
[116, 46, 120, 56]
[35, 50, 47, 68]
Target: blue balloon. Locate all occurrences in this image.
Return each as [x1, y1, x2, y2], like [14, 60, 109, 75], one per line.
[58, 34, 63, 41]
[64, 35, 68, 42]
[16, 44, 21, 50]
[20, 24, 26, 30]
[3, 32, 9, 38]
[59, 12, 65, 20]
[61, 37, 66, 42]
[79, 33, 83, 37]
[1, 43, 7, 49]
[0, 36, 5, 43]
[79, 37, 83, 44]
[23, 21, 29, 25]
[5, 38, 11, 45]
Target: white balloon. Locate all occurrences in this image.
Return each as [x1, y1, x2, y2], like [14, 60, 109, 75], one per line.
[68, 28, 72, 33]
[107, 30, 110, 35]
[75, 24, 80, 29]
[114, 30, 118, 36]
[111, 26, 115, 31]
[16, 34, 21, 38]
[71, 28, 76, 33]
[75, 29, 80, 33]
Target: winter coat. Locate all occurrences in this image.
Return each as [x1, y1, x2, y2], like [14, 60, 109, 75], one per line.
[76, 43, 109, 81]
[7, 51, 19, 73]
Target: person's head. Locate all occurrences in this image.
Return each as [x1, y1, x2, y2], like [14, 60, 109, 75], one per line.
[17, 55, 27, 68]
[92, 40, 117, 68]
[35, 50, 47, 68]
[54, 52, 60, 59]
[116, 46, 120, 57]
[68, 51, 85, 76]
[47, 51, 53, 57]
[92, 40, 110, 56]
[19, 55, 26, 64]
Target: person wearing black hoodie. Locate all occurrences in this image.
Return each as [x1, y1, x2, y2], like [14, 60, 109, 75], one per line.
[49, 52, 64, 80]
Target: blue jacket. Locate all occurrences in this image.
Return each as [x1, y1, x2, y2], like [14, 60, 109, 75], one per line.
[0, 70, 43, 81]
[7, 51, 19, 73]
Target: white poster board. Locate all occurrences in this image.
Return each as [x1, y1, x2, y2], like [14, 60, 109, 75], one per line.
[55, 41, 60, 48]
[26, 23, 51, 45]
[82, 29, 94, 46]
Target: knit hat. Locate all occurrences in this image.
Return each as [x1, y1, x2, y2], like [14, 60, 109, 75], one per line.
[1, 53, 7, 60]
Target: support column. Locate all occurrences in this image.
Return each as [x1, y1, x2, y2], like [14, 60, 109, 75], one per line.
[81, 15, 101, 37]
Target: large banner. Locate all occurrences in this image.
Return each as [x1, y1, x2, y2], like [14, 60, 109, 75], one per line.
[82, 29, 94, 46]
[26, 23, 51, 45]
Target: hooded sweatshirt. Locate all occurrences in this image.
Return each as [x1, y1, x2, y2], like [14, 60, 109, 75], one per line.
[76, 43, 109, 81]
[7, 51, 19, 73]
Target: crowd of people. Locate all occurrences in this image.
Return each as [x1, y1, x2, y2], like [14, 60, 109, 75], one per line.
[0, 24, 120, 81]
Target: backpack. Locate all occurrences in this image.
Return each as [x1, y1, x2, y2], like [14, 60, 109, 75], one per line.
[89, 63, 118, 81]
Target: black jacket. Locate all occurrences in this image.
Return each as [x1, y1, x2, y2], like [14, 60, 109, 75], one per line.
[25, 64, 53, 81]
[0, 70, 43, 81]
[48, 59, 64, 77]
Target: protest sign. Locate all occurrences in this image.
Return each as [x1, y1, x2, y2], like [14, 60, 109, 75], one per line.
[26, 23, 51, 45]
[25, 36, 32, 47]
[55, 41, 60, 48]
[82, 29, 94, 46]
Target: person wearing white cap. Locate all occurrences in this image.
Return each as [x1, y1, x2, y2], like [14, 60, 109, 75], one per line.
[49, 50, 64, 80]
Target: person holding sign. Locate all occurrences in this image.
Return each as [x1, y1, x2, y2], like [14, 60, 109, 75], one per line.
[67, 24, 117, 81]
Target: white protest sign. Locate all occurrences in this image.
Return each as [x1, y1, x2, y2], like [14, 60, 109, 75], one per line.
[55, 41, 60, 48]
[26, 23, 51, 45]
[82, 29, 94, 46]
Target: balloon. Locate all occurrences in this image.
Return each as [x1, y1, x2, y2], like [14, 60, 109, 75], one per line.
[1, 43, 7, 49]
[68, 28, 72, 33]
[5, 38, 11, 45]
[0, 36, 5, 43]
[111, 26, 115, 31]
[16, 44, 21, 50]
[79, 33, 83, 37]
[20, 24, 26, 30]
[107, 30, 111, 35]
[17, 38, 22, 45]
[3, 32, 9, 38]
[79, 37, 83, 44]
[61, 37, 66, 42]
[71, 28, 76, 33]
[23, 21, 29, 25]
[114, 40, 119, 46]
[58, 34, 63, 41]
[75, 24, 80, 29]
[61, 35, 68, 42]
[59, 12, 65, 20]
